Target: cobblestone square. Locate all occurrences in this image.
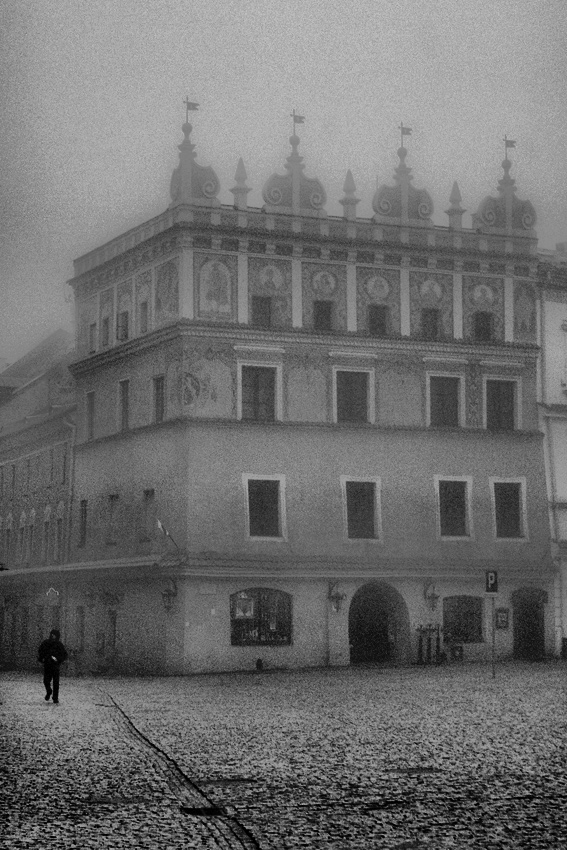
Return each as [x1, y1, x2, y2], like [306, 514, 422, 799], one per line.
[2, 662, 567, 848]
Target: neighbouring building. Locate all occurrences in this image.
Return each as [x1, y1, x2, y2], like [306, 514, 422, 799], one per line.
[0, 120, 557, 674]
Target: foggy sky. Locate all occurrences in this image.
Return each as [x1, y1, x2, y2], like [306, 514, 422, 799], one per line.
[1, 0, 566, 364]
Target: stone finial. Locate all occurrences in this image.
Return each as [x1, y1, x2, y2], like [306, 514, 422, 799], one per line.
[339, 170, 359, 221]
[169, 122, 220, 209]
[262, 134, 327, 218]
[445, 181, 465, 230]
[230, 158, 251, 210]
[473, 156, 536, 234]
[373, 146, 433, 225]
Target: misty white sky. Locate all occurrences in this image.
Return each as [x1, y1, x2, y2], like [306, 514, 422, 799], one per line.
[1, 0, 566, 364]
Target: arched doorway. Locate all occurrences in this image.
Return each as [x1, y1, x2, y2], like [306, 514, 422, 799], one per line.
[348, 582, 410, 664]
[512, 587, 547, 661]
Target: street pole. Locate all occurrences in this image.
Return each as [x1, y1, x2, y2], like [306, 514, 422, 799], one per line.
[492, 595, 496, 679]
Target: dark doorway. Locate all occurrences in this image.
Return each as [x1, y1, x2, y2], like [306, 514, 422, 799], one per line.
[512, 587, 547, 660]
[348, 582, 410, 664]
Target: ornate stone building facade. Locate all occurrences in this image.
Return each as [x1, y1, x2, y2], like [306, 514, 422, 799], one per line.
[0, 121, 556, 673]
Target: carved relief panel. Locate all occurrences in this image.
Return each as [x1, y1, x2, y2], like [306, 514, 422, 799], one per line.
[154, 259, 179, 327]
[462, 277, 504, 341]
[248, 258, 292, 328]
[195, 254, 237, 322]
[513, 282, 537, 343]
[167, 343, 234, 420]
[302, 264, 347, 330]
[356, 268, 401, 334]
[409, 273, 453, 338]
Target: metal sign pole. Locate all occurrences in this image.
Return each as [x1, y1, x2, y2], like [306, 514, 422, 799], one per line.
[492, 595, 496, 679]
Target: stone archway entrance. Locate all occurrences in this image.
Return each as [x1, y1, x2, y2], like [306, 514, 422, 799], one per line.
[512, 587, 547, 661]
[348, 582, 411, 664]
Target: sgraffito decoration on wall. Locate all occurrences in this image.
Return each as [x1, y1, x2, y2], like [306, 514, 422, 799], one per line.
[356, 268, 401, 334]
[198, 259, 234, 318]
[409, 273, 453, 337]
[155, 260, 179, 326]
[136, 270, 152, 330]
[302, 264, 347, 329]
[463, 277, 504, 341]
[167, 348, 231, 418]
[248, 259, 292, 327]
[514, 283, 537, 342]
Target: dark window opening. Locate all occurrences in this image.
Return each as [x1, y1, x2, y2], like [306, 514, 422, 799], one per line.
[313, 300, 333, 331]
[247, 479, 281, 537]
[443, 596, 483, 643]
[88, 323, 97, 353]
[142, 488, 155, 541]
[494, 482, 523, 538]
[241, 366, 276, 421]
[101, 317, 110, 347]
[429, 376, 460, 427]
[153, 376, 165, 424]
[251, 296, 272, 329]
[230, 588, 292, 645]
[119, 380, 129, 432]
[486, 380, 515, 431]
[139, 301, 149, 334]
[78, 500, 88, 548]
[336, 371, 369, 423]
[368, 305, 389, 337]
[439, 480, 468, 537]
[117, 311, 129, 342]
[421, 308, 441, 341]
[473, 311, 494, 342]
[346, 481, 376, 539]
[106, 494, 119, 545]
[86, 392, 95, 441]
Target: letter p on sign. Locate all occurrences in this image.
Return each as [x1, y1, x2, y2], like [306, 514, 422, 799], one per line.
[485, 570, 498, 594]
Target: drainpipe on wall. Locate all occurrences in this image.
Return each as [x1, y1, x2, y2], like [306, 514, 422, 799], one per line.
[62, 414, 77, 641]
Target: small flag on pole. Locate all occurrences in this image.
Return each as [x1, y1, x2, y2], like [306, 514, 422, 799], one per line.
[504, 137, 516, 148]
[400, 124, 412, 136]
[157, 518, 169, 538]
[291, 109, 305, 124]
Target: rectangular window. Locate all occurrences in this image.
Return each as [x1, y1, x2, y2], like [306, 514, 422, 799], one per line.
[102, 316, 110, 347]
[429, 376, 461, 427]
[86, 392, 95, 441]
[55, 518, 63, 563]
[142, 488, 155, 540]
[421, 308, 441, 341]
[251, 296, 272, 329]
[78, 499, 88, 547]
[437, 478, 471, 538]
[119, 380, 129, 432]
[313, 300, 333, 331]
[245, 476, 285, 539]
[106, 494, 119, 544]
[153, 376, 165, 424]
[336, 370, 369, 423]
[368, 304, 389, 337]
[139, 301, 149, 334]
[241, 366, 276, 421]
[117, 310, 129, 342]
[443, 596, 483, 643]
[344, 480, 378, 539]
[88, 323, 97, 353]
[493, 480, 524, 539]
[473, 311, 494, 342]
[486, 380, 516, 431]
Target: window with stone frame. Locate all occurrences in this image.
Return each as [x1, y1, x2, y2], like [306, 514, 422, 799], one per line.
[345, 480, 378, 539]
[101, 316, 110, 347]
[313, 299, 333, 331]
[246, 478, 283, 538]
[119, 380, 130, 432]
[486, 380, 516, 431]
[437, 478, 471, 537]
[443, 596, 483, 643]
[139, 301, 149, 334]
[153, 375, 165, 424]
[336, 370, 369, 423]
[368, 304, 389, 337]
[241, 366, 276, 421]
[421, 307, 442, 341]
[117, 310, 129, 342]
[473, 311, 494, 342]
[428, 376, 461, 427]
[493, 480, 525, 538]
[251, 296, 272, 329]
[86, 392, 95, 441]
[230, 588, 292, 646]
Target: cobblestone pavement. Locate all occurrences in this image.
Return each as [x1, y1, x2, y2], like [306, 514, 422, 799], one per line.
[2, 663, 567, 849]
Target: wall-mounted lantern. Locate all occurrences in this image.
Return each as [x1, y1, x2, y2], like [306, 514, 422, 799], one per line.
[161, 578, 178, 612]
[328, 582, 346, 613]
[423, 579, 439, 611]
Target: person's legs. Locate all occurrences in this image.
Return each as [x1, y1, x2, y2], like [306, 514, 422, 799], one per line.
[52, 668, 60, 703]
[43, 669, 52, 700]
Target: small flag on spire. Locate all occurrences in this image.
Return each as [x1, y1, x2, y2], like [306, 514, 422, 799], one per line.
[400, 124, 412, 136]
[291, 109, 305, 125]
[504, 137, 516, 148]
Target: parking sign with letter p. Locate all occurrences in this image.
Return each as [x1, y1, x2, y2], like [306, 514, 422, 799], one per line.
[485, 570, 498, 594]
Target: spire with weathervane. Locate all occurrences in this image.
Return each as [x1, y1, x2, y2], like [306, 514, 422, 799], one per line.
[262, 111, 327, 217]
[473, 137, 536, 234]
[372, 124, 434, 226]
[169, 98, 221, 209]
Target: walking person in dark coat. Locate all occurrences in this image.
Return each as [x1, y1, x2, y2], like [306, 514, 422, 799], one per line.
[38, 629, 67, 704]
